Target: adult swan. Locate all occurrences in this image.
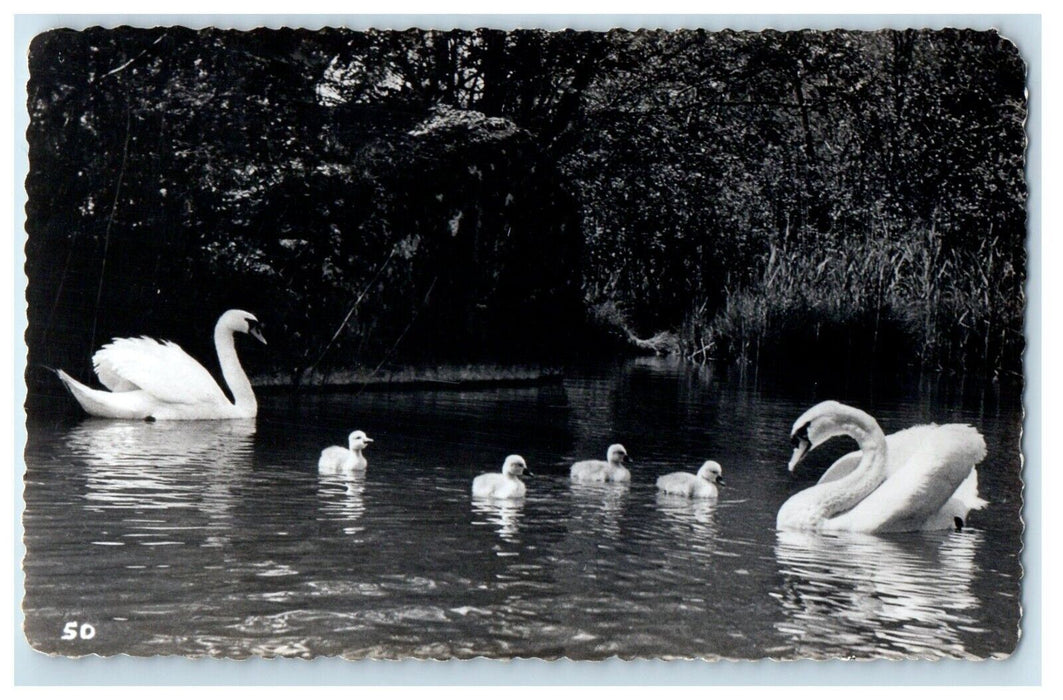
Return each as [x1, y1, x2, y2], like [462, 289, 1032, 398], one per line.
[56, 309, 266, 420]
[776, 401, 987, 533]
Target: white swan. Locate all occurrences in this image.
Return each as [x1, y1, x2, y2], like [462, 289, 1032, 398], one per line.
[55, 309, 266, 420]
[318, 430, 373, 473]
[776, 400, 988, 533]
[656, 460, 724, 498]
[570, 443, 630, 482]
[472, 455, 530, 499]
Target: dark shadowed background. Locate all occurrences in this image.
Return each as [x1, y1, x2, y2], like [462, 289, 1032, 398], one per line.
[25, 27, 1026, 407]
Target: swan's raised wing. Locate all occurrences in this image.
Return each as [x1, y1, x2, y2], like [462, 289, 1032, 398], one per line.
[818, 451, 861, 484]
[93, 361, 140, 393]
[836, 424, 987, 532]
[93, 337, 229, 406]
[820, 425, 951, 484]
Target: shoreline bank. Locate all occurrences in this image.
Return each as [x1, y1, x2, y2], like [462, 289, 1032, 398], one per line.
[252, 363, 566, 394]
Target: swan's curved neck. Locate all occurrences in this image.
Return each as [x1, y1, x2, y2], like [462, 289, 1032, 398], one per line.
[215, 324, 256, 415]
[814, 417, 887, 522]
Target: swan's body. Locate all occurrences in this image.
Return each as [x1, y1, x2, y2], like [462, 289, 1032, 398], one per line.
[318, 430, 373, 473]
[472, 455, 529, 499]
[571, 444, 630, 482]
[776, 401, 988, 533]
[56, 309, 266, 420]
[657, 460, 724, 498]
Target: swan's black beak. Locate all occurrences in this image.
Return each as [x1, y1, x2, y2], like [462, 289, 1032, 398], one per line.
[715, 476, 725, 486]
[522, 467, 534, 477]
[788, 423, 812, 472]
[248, 320, 267, 345]
[788, 440, 810, 472]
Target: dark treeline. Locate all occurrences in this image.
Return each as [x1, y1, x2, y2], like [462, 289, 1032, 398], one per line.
[25, 27, 1026, 405]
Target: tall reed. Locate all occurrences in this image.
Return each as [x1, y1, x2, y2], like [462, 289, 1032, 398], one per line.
[681, 225, 1023, 377]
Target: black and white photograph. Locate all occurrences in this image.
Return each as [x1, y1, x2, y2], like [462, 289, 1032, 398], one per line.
[20, 19, 1030, 665]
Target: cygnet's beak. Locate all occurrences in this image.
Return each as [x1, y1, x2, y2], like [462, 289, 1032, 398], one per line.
[715, 476, 725, 486]
[364, 437, 374, 443]
[521, 466, 533, 477]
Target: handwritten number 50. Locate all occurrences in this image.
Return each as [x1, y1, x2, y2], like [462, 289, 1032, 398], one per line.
[61, 622, 96, 640]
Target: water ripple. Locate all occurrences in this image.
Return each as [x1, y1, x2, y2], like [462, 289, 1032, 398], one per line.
[22, 362, 1022, 660]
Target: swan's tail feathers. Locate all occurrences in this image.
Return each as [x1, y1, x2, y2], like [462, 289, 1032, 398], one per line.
[55, 369, 96, 413]
[55, 368, 86, 395]
[55, 369, 151, 419]
[957, 467, 990, 512]
[942, 424, 989, 513]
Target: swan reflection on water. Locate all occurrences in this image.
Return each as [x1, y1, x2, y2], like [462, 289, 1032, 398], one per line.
[772, 528, 983, 659]
[316, 471, 367, 535]
[471, 497, 525, 544]
[66, 418, 256, 513]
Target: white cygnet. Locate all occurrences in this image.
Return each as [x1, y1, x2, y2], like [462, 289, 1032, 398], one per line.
[472, 455, 530, 499]
[570, 443, 631, 482]
[656, 460, 724, 498]
[318, 430, 373, 473]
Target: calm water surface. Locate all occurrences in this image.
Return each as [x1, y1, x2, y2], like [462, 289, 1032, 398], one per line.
[23, 359, 1023, 659]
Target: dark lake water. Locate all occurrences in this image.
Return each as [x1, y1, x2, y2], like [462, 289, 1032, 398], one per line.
[22, 358, 1024, 660]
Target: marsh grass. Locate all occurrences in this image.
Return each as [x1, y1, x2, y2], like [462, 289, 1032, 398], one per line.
[682, 226, 1023, 378]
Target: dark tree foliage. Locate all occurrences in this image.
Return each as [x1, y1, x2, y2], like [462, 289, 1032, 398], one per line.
[26, 27, 587, 403]
[561, 29, 1025, 375]
[25, 27, 1026, 408]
